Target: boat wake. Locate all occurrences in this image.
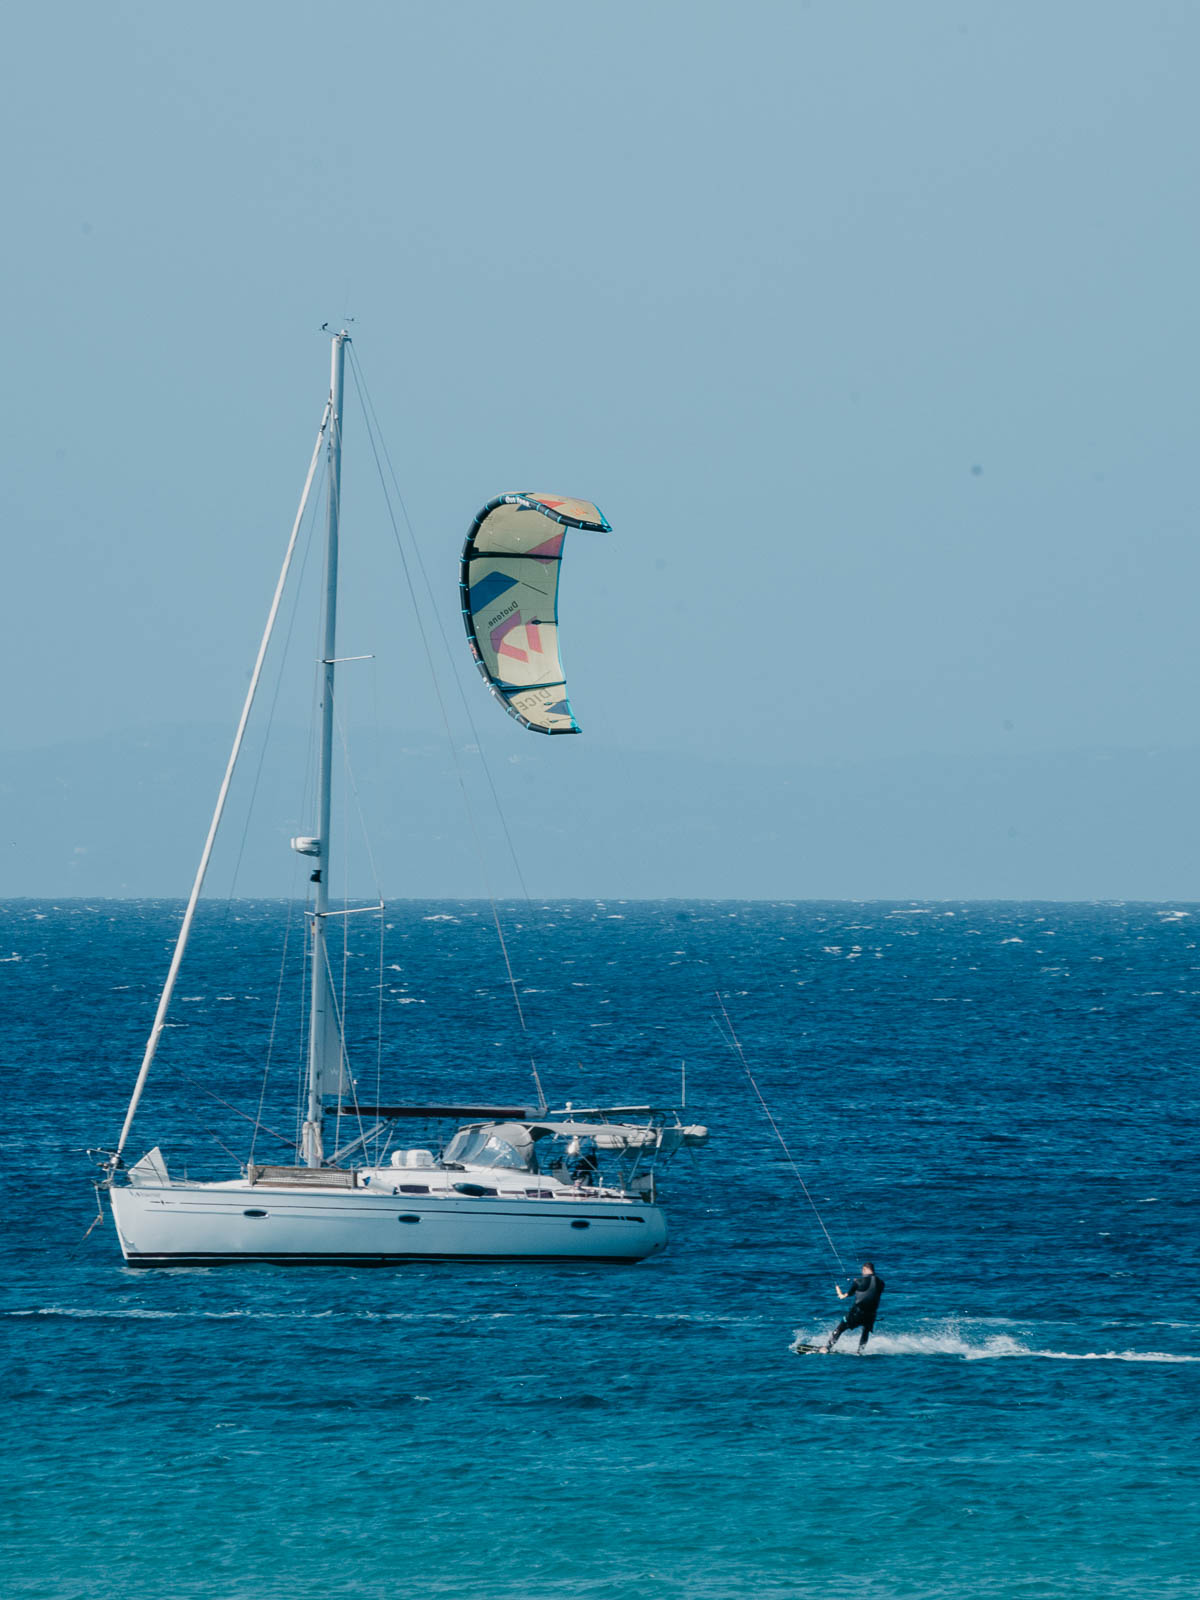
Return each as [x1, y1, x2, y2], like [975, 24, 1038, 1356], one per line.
[791, 1319, 1199, 1363]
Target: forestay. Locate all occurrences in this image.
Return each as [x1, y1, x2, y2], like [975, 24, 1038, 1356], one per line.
[460, 492, 610, 733]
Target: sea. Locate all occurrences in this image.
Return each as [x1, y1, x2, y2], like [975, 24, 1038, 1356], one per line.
[2, 899, 1197, 1600]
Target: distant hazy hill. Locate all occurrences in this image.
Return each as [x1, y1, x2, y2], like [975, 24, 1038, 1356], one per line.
[1, 725, 1197, 900]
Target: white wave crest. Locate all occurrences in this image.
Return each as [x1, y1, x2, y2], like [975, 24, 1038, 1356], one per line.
[791, 1319, 1199, 1363]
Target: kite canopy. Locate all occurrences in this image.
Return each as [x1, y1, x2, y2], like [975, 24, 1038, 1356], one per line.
[460, 492, 609, 734]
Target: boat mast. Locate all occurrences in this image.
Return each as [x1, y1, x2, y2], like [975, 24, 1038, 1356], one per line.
[302, 330, 349, 1167]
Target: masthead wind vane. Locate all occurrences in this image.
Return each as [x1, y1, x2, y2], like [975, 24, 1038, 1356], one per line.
[460, 492, 609, 734]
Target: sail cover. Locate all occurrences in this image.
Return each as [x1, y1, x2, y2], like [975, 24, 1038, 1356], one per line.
[460, 492, 610, 734]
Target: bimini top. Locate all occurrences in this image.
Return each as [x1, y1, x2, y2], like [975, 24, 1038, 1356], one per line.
[342, 1104, 536, 1121]
[453, 1118, 710, 1153]
[525, 1120, 709, 1150]
[460, 492, 610, 734]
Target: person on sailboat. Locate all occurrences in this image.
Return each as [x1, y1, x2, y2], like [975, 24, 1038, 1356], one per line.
[571, 1137, 600, 1188]
[823, 1262, 885, 1353]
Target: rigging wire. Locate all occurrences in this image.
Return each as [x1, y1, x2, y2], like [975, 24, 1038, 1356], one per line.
[329, 694, 388, 1162]
[294, 629, 324, 1155]
[347, 346, 532, 901]
[320, 933, 368, 1151]
[374, 901, 386, 1131]
[248, 882, 301, 1168]
[346, 353, 547, 1112]
[158, 1059, 298, 1153]
[112, 401, 331, 1168]
[332, 696, 386, 905]
[194, 1121, 250, 1166]
[223, 454, 328, 910]
[207, 438, 331, 1170]
[336, 700, 351, 1164]
[294, 877, 314, 1156]
[368, 655, 386, 1129]
[213, 454, 325, 1165]
[712, 991, 848, 1280]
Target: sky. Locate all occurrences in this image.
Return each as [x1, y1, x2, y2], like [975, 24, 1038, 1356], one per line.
[2, 1, 1199, 898]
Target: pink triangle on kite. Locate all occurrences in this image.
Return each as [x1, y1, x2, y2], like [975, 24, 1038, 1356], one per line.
[527, 532, 564, 559]
[491, 611, 527, 662]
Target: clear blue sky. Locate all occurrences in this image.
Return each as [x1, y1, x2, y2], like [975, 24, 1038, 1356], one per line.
[2, 2, 1198, 896]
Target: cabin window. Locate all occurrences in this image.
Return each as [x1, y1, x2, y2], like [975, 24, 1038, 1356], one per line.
[441, 1128, 528, 1171]
[397, 1184, 430, 1194]
[243, 1209, 268, 1219]
[397, 1214, 422, 1224]
[570, 1219, 591, 1230]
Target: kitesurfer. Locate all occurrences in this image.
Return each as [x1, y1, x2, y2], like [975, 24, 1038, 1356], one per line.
[824, 1262, 885, 1353]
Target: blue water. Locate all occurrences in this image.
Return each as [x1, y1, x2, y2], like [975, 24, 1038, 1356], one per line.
[2, 900, 1197, 1599]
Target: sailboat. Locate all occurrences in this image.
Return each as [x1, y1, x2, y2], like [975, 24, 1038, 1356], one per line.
[99, 330, 705, 1265]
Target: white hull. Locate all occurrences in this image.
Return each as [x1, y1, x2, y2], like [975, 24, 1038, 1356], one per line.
[110, 1181, 668, 1265]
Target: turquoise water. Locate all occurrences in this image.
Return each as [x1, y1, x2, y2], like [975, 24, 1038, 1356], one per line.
[2, 900, 1198, 1598]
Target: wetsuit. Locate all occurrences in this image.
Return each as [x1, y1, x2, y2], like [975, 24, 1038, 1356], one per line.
[826, 1272, 885, 1352]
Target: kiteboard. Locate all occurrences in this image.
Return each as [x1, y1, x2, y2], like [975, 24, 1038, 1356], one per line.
[792, 1341, 828, 1355]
